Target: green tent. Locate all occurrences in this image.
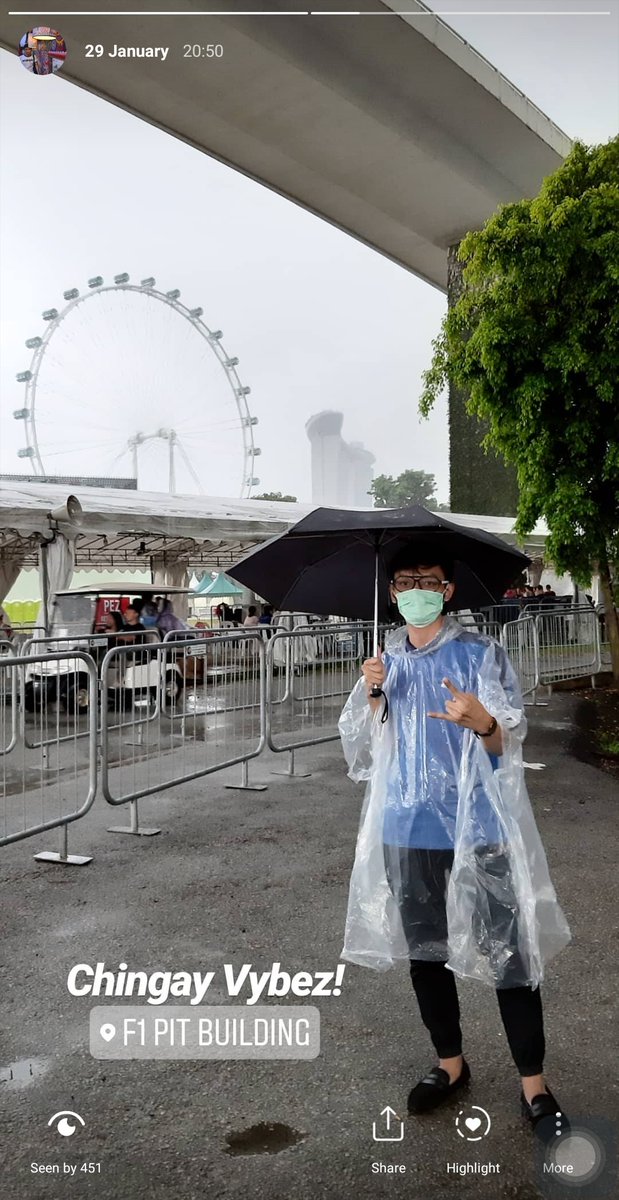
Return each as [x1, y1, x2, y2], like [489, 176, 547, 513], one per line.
[194, 571, 244, 597]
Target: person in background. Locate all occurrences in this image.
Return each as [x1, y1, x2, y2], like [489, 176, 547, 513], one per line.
[140, 602, 161, 634]
[92, 611, 127, 665]
[157, 598, 187, 635]
[232, 607, 243, 626]
[243, 605, 260, 628]
[98, 611, 124, 635]
[124, 604, 143, 629]
[258, 605, 274, 626]
[545, 585, 556, 599]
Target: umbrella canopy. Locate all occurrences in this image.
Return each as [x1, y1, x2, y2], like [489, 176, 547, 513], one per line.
[228, 505, 530, 622]
[194, 571, 244, 597]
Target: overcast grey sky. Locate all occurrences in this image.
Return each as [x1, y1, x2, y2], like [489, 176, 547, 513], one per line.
[0, 0, 617, 504]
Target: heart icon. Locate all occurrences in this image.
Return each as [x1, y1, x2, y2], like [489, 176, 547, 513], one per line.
[99, 1023, 116, 1042]
[465, 1117, 482, 1132]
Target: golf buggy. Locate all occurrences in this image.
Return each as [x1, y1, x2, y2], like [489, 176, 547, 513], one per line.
[23, 584, 189, 715]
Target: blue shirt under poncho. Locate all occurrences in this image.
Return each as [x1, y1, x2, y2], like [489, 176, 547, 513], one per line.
[381, 630, 505, 850]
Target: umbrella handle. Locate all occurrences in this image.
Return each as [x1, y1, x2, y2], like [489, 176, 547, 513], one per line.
[369, 683, 389, 724]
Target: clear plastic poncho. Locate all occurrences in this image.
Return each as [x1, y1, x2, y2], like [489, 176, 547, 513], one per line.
[339, 618, 571, 988]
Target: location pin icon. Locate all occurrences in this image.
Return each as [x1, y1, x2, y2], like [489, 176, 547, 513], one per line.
[100, 1023, 116, 1042]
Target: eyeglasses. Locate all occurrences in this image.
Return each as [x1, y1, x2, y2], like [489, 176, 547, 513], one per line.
[391, 575, 449, 593]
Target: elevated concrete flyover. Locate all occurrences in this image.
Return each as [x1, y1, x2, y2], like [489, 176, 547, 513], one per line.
[0, 0, 571, 290]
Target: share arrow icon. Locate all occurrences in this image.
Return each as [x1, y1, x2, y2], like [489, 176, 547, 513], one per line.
[372, 1105, 405, 1142]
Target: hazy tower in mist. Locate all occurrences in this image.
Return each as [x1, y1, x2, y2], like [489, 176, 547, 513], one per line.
[306, 411, 375, 507]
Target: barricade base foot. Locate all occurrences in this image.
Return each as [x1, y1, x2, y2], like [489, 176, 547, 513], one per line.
[225, 783, 268, 791]
[107, 825, 161, 836]
[34, 851, 92, 865]
[272, 768, 311, 778]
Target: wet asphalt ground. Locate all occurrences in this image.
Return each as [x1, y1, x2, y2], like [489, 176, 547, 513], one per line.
[0, 691, 618, 1200]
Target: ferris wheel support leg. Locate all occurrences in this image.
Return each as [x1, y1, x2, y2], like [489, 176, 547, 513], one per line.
[108, 798, 161, 836]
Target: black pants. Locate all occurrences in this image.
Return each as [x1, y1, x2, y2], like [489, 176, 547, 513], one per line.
[384, 845, 545, 1076]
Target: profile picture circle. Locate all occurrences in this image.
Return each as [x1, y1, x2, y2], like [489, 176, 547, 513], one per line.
[19, 27, 67, 75]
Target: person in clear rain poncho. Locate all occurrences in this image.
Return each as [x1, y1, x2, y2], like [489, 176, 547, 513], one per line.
[338, 543, 571, 1133]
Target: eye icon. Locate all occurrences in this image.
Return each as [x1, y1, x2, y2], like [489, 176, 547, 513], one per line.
[48, 1110, 85, 1137]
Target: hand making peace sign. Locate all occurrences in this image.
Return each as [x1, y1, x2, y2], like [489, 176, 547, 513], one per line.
[428, 677, 496, 736]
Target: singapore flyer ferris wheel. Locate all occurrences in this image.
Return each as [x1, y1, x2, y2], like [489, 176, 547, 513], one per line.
[14, 273, 261, 497]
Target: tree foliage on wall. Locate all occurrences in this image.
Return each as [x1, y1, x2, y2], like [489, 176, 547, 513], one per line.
[420, 139, 619, 679]
[447, 245, 520, 518]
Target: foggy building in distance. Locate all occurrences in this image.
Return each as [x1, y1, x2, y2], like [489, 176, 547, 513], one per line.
[306, 411, 375, 507]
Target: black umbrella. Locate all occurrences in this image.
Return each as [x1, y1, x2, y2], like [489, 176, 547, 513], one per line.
[229, 505, 530, 660]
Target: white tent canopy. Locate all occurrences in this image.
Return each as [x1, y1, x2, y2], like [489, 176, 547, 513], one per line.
[0, 481, 549, 615]
[0, 483, 315, 579]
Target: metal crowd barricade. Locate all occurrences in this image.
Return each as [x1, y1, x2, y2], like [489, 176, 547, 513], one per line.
[535, 606, 600, 686]
[100, 632, 267, 835]
[599, 617, 612, 672]
[477, 603, 519, 629]
[19, 631, 163, 748]
[288, 622, 374, 702]
[162, 626, 266, 714]
[501, 616, 539, 701]
[454, 611, 502, 641]
[265, 623, 391, 776]
[9, 625, 46, 651]
[0, 643, 19, 755]
[0, 650, 98, 864]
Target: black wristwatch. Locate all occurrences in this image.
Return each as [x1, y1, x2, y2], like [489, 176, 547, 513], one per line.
[474, 716, 498, 739]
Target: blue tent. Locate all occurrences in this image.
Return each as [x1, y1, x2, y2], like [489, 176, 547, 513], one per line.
[194, 571, 244, 597]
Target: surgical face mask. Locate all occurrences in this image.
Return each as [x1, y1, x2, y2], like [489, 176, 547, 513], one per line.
[395, 588, 444, 627]
[141, 615, 158, 628]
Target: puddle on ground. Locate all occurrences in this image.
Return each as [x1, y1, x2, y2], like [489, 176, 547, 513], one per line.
[0, 1057, 50, 1088]
[224, 1122, 306, 1156]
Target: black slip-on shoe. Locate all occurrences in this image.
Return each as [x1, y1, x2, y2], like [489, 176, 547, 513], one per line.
[521, 1088, 570, 1141]
[407, 1060, 471, 1115]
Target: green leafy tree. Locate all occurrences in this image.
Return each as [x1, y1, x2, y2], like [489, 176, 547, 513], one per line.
[370, 469, 447, 510]
[420, 139, 619, 680]
[252, 491, 298, 502]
